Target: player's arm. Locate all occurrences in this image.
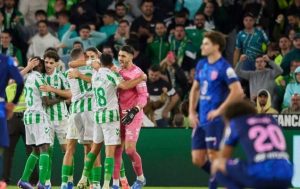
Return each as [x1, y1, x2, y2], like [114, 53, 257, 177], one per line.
[188, 80, 200, 128]
[117, 74, 146, 90]
[68, 59, 87, 68]
[39, 85, 72, 99]
[21, 58, 40, 76]
[42, 96, 62, 107]
[68, 69, 91, 83]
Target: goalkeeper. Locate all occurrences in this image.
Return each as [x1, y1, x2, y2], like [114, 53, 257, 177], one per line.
[112, 45, 149, 189]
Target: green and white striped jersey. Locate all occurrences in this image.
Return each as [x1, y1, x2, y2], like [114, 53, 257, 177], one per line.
[23, 71, 47, 124]
[67, 66, 93, 114]
[44, 68, 69, 121]
[92, 67, 121, 124]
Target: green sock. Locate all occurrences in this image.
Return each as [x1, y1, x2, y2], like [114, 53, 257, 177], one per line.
[21, 153, 39, 182]
[61, 165, 72, 183]
[91, 166, 102, 184]
[103, 158, 114, 187]
[120, 160, 126, 178]
[46, 146, 53, 181]
[83, 153, 97, 177]
[68, 158, 74, 182]
[39, 152, 50, 185]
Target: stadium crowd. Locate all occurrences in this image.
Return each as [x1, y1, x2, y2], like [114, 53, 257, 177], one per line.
[0, 0, 300, 186]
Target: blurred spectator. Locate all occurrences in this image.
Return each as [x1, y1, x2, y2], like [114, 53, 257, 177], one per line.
[69, 0, 97, 27]
[0, 11, 4, 32]
[236, 54, 283, 102]
[288, 28, 297, 42]
[167, 10, 190, 34]
[114, 2, 134, 23]
[146, 65, 179, 127]
[0, 30, 22, 65]
[233, 12, 269, 70]
[256, 89, 278, 114]
[175, 0, 202, 20]
[1, 0, 24, 30]
[126, 37, 151, 73]
[47, 0, 67, 21]
[281, 93, 300, 114]
[18, 0, 48, 26]
[197, 0, 229, 33]
[172, 113, 184, 127]
[102, 45, 119, 67]
[160, 51, 189, 98]
[185, 12, 206, 57]
[281, 33, 300, 75]
[27, 20, 61, 58]
[99, 10, 118, 38]
[283, 66, 300, 108]
[106, 19, 129, 53]
[57, 10, 77, 42]
[289, 0, 300, 13]
[61, 24, 107, 51]
[146, 21, 169, 66]
[108, 0, 142, 18]
[286, 11, 299, 33]
[131, 0, 161, 37]
[169, 24, 197, 72]
[274, 35, 292, 65]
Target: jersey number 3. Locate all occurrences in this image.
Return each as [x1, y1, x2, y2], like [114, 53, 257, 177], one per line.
[248, 124, 286, 153]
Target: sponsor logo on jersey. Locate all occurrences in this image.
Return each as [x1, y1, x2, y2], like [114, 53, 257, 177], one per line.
[210, 70, 218, 80]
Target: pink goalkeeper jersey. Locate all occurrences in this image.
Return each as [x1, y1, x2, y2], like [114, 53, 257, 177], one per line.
[119, 64, 148, 119]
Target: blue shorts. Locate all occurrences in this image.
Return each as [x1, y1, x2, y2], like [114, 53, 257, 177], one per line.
[191, 118, 225, 150]
[0, 104, 9, 148]
[216, 159, 293, 189]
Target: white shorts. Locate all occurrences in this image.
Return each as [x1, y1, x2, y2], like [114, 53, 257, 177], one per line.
[25, 114, 52, 146]
[67, 111, 94, 143]
[93, 121, 121, 145]
[50, 119, 68, 145]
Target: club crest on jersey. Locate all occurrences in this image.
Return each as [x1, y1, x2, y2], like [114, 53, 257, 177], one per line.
[210, 70, 218, 80]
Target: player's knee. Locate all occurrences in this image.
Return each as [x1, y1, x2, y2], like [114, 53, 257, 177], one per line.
[192, 156, 206, 167]
[125, 147, 136, 156]
[65, 145, 76, 156]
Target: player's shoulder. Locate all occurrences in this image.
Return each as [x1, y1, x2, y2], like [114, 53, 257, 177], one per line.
[196, 58, 208, 69]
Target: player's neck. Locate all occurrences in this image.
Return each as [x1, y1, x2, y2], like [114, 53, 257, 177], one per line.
[125, 62, 134, 70]
[207, 52, 222, 64]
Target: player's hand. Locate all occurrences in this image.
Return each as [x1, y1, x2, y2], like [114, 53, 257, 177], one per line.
[188, 112, 199, 128]
[211, 158, 227, 175]
[68, 69, 80, 79]
[70, 24, 76, 31]
[207, 109, 220, 121]
[27, 58, 40, 70]
[239, 54, 247, 62]
[6, 102, 15, 120]
[121, 106, 140, 125]
[139, 73, 147, 81]
[40, 85, 53, 92]
[262, 55, 270, 62]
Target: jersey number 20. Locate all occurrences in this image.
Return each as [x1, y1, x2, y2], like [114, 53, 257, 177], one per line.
[248, 124, 286, 153]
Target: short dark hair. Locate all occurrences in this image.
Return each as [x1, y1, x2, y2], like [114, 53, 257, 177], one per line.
[85, 47, 99, 55]
[31, 56, 44, 72]
[119, 19, 129, 25]
[141, 0, 154, 6]
[73, 41, 83, 48]
[175, 11, 186, 18]
[70, 48, 84, 60]
[1, 29, 12, 36]
[44, 51, 59, 62]
[195, 12, 205, 18]
[223, 100, 257, 121]
[155, 21, 166, 27]
[37, 20, 48, 26]
[204, 31, 226, 52]
[115, 2, 126, 8]
[44, 47, 57, 54]
[175, 24, 185, 29]
[35, 9, 47, 17]
[149, 64, 161, 72]
[79, 24, 90, 31]
[104, 9, 116, 19]
[120, 45, 134, 55]
[100, 54, 113, 67]
[56, 10, 69, 18]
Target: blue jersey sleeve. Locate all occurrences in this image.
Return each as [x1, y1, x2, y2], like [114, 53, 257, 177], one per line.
[225, 122, 239, 146]
[7, 57, 24, 104]
[222, 64, 239, 86]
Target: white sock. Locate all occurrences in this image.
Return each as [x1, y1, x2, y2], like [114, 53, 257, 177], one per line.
[137, 175, 145, 182]
[103, 180, 110, 187]
[80, 176, 87, 182]
[45, 180, 51, 186]
[68, 176, 73, 183]
[113, 179, 119, 186]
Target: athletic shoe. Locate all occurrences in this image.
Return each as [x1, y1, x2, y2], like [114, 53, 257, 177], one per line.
[111, 185, 120, 189]
[90, 183, 101, 189]
[60, 183, 68, 189]
[0, 181, 7, 189]
[130, 179, 146, 189]
[120, 179, 130, 189]
[37, 183, 46, 189]
[67, 182, 74, 189]
[77, 178, 88, 189]
[17, 180, 33, 189]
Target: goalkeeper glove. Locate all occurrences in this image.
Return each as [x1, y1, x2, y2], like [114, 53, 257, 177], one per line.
[121, 106, 140, 125]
